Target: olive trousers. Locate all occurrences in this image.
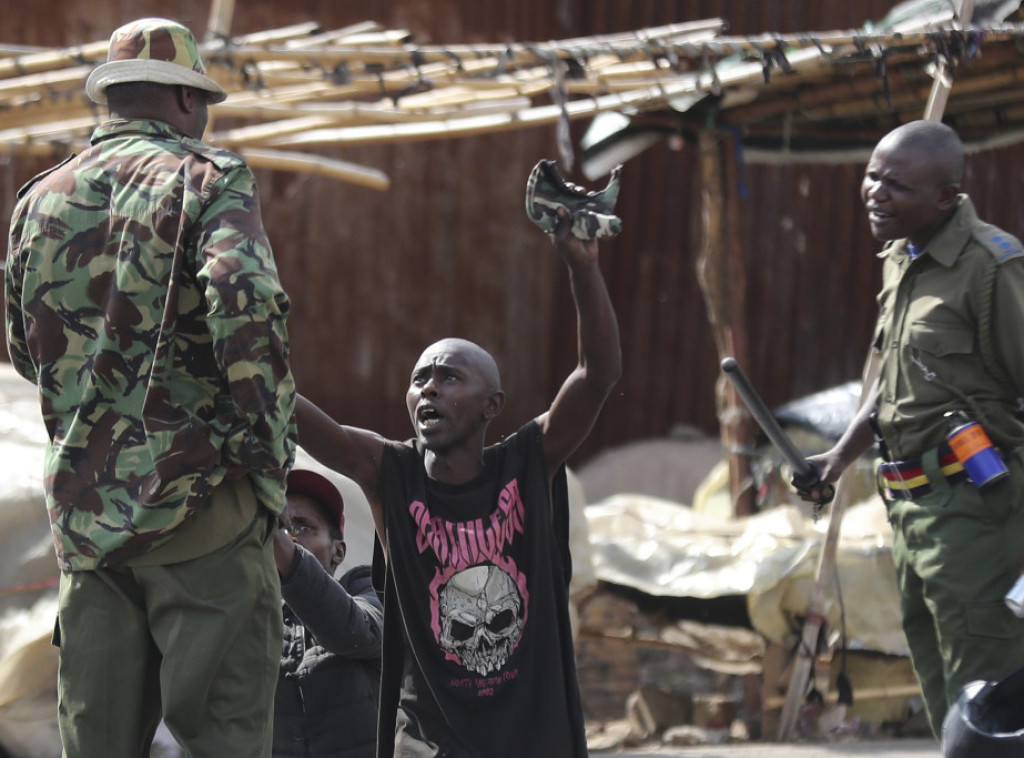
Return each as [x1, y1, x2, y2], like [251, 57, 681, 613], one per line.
[55, 511, 283, 758]
[886, 448, 1024, 736]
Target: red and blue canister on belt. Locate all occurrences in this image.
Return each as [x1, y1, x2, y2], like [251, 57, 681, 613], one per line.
[945, 410, 1010, 488]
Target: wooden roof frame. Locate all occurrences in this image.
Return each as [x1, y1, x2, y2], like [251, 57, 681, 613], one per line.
[2, 10, 1024, 175]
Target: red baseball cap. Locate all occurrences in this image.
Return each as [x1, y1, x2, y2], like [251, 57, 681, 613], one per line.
[286, 469, 345, 534]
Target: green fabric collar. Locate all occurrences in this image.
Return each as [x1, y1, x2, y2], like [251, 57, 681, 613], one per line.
[91, 118, 186, 144]
[877, 194, 975, 268]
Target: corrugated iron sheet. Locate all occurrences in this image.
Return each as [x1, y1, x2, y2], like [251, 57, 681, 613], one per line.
[3, 1, 1022, 468]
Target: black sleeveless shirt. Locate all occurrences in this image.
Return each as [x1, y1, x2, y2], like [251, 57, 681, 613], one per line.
[374, 421, 587, 758]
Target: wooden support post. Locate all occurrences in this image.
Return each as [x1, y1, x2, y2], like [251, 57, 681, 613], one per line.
[697, 128, 755, 517]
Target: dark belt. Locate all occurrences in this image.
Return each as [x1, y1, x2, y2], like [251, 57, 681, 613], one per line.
[877, 443, 967, 500]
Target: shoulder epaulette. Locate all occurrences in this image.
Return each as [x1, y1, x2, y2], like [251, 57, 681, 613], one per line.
[16, 153, 77, 198]
[182, 139, 245, 173]
[974, 223, 1024, 263]
[973, 223, 1022, 396]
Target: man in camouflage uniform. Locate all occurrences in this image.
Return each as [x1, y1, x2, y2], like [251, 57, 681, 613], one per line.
[5, 18, 296, 757]
[797, 120, 1024, 737]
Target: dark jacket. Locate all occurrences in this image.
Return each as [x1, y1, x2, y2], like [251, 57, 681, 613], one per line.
[274, 548, 384, 758]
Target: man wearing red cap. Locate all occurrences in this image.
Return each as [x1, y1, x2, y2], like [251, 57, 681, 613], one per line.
[273, 469, 383, 758]
[5, 17, 295, 758]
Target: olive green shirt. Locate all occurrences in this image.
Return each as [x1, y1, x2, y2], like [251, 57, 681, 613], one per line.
[873, 195, 1024, 461]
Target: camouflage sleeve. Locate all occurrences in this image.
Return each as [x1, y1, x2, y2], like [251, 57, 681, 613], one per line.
[195, 164, 297, 505]
[5, 205, 38, 383]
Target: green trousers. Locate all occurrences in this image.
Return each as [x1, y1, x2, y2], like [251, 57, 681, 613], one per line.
[55, 512, 283, 758]
[886, 448, 1024, 736]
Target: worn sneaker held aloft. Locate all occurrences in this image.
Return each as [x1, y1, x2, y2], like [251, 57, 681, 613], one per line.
[525, 159, 623, 240]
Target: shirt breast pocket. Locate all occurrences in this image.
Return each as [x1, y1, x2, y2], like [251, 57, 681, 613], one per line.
[908, 320, 975, 358]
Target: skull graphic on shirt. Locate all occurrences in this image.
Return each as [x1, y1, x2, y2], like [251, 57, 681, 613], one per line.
[438, 563, 524, 676]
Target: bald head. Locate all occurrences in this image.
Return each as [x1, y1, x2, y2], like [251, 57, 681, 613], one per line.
[876, 120, 964, 186]
[416, 338, 501, 392]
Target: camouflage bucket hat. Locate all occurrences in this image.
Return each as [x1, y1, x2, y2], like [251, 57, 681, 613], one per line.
[86, 17, 227, 105]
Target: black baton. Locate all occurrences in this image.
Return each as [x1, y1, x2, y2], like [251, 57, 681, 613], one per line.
[721, 357, 834, 506]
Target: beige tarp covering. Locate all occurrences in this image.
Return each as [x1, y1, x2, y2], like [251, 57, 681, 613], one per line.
[0, 365, 61, 757]
[585, 494, 908, 656]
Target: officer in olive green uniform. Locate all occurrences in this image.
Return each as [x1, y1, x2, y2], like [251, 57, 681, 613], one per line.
[796, 120, 1024, 736]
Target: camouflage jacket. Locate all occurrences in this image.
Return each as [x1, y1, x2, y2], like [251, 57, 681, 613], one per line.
[5, 119, 297, 570]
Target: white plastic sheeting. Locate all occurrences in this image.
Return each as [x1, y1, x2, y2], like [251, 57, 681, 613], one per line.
[0, 364, 60, 758]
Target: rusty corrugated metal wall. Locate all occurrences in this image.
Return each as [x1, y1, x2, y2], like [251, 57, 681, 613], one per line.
[5, 1, 1024, 467]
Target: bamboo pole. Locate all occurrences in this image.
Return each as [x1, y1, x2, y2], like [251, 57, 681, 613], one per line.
[206, 0, 235, 41]
[925, 0, 976, 120]
[213, 116, 341, 146]
[212, 95, 537, 134]
[0, 65, 91, 98]
[282, 22, 388, 48]
[239, 148, 390, 190]
[0, 115, 97, 145]
[226, 22, 322, 47]
[0, 41, 108, 79]
[287, 29, 412, 49]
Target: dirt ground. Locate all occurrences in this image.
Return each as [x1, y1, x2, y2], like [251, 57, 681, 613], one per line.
[604, 737, 939, 757]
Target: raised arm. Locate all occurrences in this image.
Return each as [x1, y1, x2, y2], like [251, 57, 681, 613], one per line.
[295, 394, 388, 540]
[536, 212, 622, 475]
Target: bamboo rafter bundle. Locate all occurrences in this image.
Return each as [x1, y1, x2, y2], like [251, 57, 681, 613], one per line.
[1, 16, 1022, 184]
[203, 22, 1024, 76]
